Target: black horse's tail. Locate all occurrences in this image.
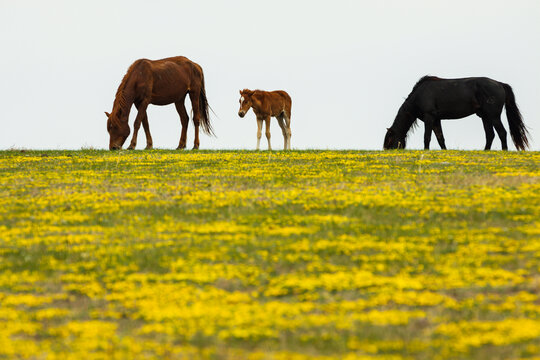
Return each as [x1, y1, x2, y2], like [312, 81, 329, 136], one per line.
[501, 83, 529, 151]
[198, 70, 215, 136]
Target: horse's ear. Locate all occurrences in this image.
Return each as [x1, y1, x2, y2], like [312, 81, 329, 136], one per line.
[105, 112, 110, 118]
[239, 90, 242, 95]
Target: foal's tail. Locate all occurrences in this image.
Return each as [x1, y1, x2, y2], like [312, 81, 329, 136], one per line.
[501, 82, 530, 151]
[198, 70, 215, 136]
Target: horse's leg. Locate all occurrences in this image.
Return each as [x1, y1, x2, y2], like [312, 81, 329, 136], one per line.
[188, 91, 200, 150]
[423, 116, 434, 150]
[256, 118, 263, 150]
[285, 111, 291, 150]
[175, 97, 189, 150]
[265, 116, 272, 151]
[481, 117, 495, 150]
[128, 103, 148, 150]
[276, 115, 288, 150]
[141, 113, 153, 149]
[492, 116, 508, 150]
[433, 119, 447, 150]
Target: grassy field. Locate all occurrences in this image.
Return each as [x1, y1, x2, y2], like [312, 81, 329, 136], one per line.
[1, 149, 540, 360]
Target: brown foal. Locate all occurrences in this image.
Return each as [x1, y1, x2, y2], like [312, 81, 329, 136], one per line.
[238, 89, 292, 150]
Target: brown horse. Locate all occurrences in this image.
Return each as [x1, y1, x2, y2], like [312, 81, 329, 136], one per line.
[238, 89, 292, 150]
[105, 56, 213, 150]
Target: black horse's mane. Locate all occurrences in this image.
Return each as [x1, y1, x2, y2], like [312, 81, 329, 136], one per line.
[406, 75, 441, 100]
[397, 76, 442, 137]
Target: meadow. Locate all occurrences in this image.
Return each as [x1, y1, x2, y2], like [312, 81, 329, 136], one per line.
[1, 149, 539, 360]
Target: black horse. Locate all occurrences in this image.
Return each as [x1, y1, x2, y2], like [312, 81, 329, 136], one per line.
[383, 76, 530, 150]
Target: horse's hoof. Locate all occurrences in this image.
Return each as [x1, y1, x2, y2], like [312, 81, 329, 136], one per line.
[145, 146, 153, 150]
[127, 146, 135, 150]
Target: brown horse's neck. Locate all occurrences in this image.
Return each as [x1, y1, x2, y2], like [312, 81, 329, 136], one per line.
[111, 64, 140, 125]
[111, 87, 134, 124]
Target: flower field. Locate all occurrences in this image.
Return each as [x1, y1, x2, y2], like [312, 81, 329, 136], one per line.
[1, 149, 540, 359]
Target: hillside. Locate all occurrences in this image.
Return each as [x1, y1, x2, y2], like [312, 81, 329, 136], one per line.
[1, 150, 539, 359]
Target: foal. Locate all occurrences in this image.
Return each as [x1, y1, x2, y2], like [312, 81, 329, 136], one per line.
[238, 89, 292, 150]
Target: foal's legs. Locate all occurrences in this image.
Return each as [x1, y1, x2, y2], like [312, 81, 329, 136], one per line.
[278, 113, 292, 150]
[481, 117, 495, 150]
[433, 119, 447, 150]
[175, 96, 189, 150]
[492, 116, 508, 150]
[285, 112, 291, 150]
[265, 116, 272, 151]
[276, 115, 288, 150]
[188, 91, 201, 150]
[256, 117, 263, 150]
[128, 102, 149, 150]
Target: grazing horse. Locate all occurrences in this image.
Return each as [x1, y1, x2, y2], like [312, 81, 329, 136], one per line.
[238, 89, 292, 150]
[105, 56, 213, 150]
[383, 76, 530, 151]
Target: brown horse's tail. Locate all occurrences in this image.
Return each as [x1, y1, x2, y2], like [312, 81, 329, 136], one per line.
[501, 82, 529, 151]
[198, 70, 215, 136]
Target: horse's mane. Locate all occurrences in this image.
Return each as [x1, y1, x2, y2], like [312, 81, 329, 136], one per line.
[391, 76, 442, 140]
[110, 62, 139, 126]
[409, 75, 441, 122]
[241, 89, 255, 96]
[407, 75, 441, 99]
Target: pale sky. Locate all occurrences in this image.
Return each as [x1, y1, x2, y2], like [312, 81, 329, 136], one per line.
[1, 0, 539, 150]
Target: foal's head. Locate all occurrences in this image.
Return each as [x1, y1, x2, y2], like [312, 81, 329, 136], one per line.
[238, 89, 254, 118]
[383, 128, 406, 150]
[105, 111, 130, 150]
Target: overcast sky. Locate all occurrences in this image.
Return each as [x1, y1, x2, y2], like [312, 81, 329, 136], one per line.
[1, 0, 539, 150]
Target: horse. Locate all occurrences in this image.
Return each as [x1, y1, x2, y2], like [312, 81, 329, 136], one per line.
[383, 76, 530, 151]
[238, 89, 292, 150]
[105, 56, 213, 150]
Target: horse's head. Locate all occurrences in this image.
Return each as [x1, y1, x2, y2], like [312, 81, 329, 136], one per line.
[238, 89, 254, 118]
[105, 111, 130, 150]
[383, 128, 406, 150]
[384, 104, 415, 150]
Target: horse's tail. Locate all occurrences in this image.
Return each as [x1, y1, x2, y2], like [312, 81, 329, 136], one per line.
[198, 69, 215, 136]
[501, 82, 529, 151]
